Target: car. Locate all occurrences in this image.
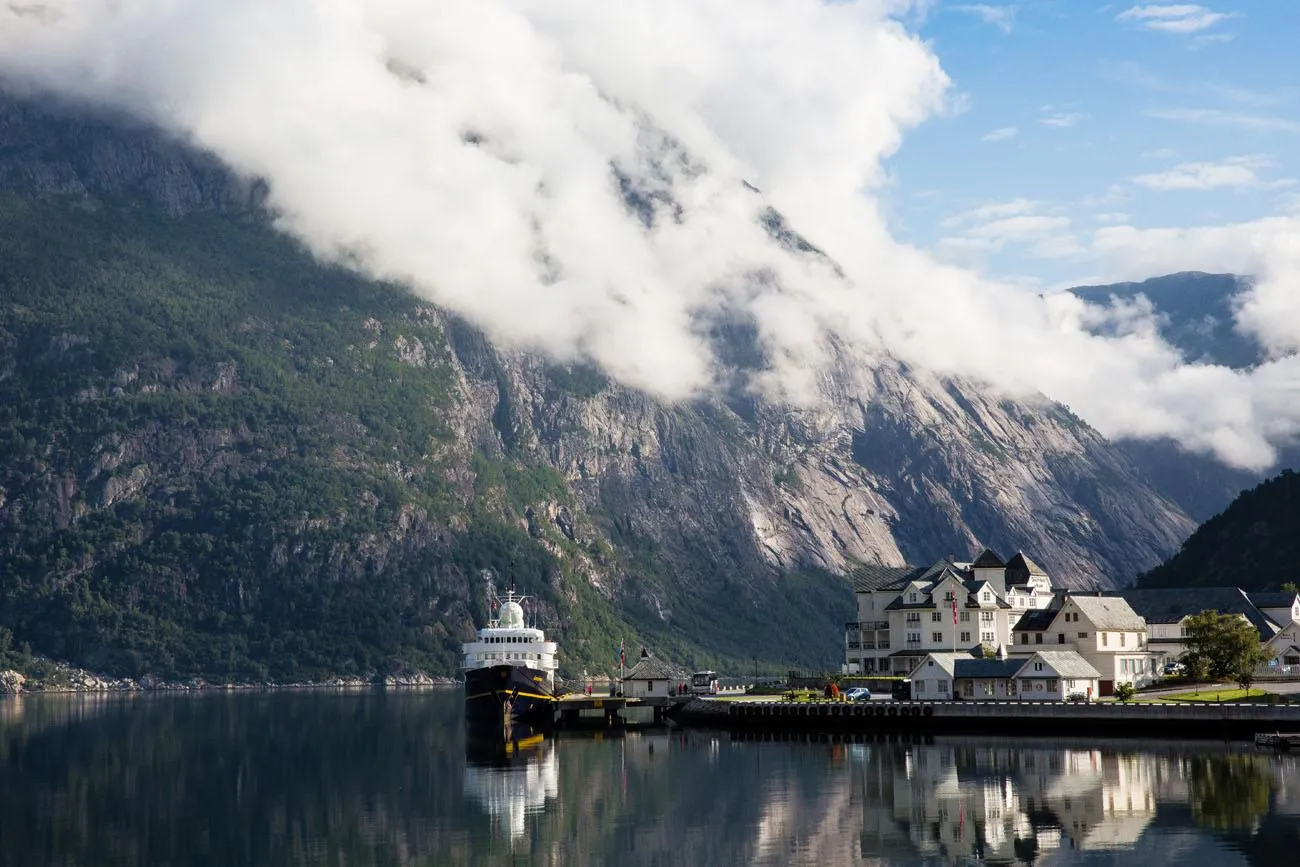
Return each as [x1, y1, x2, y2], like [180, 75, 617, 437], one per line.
[844, 687, 872, 701]
[891, 681, 912, 701]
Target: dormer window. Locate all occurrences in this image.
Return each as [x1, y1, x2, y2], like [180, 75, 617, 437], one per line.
[982, 591, 991, 602]
[909, 593, 918, 603]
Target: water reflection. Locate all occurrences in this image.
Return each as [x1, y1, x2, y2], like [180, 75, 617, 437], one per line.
[463, 727, 558, 842]
[1, 691, 1297, 866]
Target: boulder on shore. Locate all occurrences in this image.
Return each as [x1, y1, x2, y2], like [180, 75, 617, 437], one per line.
[0, 670, 25, 694]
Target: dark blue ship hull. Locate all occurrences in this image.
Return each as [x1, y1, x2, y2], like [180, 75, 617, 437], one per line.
[465, 664, 556, 731]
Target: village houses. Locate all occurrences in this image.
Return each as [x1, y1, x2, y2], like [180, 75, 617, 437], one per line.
[850, 546, 1300, 699]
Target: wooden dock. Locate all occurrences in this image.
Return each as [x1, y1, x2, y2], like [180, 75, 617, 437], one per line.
[1255, 732, 1300, 751]
[553, 693, 692, 729]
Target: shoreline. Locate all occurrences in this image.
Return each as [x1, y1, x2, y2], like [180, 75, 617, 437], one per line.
[0, 662, 460, 696]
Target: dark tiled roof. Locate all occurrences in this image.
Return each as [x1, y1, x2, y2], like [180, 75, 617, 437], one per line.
[849, 564, 926, 593]
[953, 659, 1024, 679]
[1106, 588, 1277, 635]
[1249, 592, 1300, 610]
[1013, 609, 1058, 631]
[971, 548, 1006, 569]
[1005, 551, 1048, 582]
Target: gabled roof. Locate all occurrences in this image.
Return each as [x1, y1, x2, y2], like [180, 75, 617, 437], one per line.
[964, 580, 1012, 608]
[907, 651, 978, 678]
[884, 595, 937, 611]
[1021, 651, 1101, 680]
[971, 548, 1006, 569]
[622, 654, 687, 682]
[1067, 596, 1146, 631]
[1005, 551, 1048, 582]
[954, 658, 1024, 679]
[1013, 609, 1058, 631]
[849, 564, 926, 593]
[1105, 588, 1277, 635]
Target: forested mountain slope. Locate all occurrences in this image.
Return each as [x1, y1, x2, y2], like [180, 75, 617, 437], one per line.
[0, 92, 1195, 681]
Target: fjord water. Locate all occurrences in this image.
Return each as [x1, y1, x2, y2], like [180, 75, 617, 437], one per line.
[1, 691, 1297, 867]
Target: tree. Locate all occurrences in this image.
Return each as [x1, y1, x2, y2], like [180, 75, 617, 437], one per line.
[1182, 610, 1271, 690]
[1114, 682, 1137, 702]
[1282, 581, 1299, 594]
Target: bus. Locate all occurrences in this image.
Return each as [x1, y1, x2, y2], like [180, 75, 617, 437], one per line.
[690, 670, 719, 695]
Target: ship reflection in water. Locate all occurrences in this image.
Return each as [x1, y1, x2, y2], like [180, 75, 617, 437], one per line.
[463, 726, 558, 842]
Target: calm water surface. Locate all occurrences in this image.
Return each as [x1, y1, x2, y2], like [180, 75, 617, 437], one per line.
[1, 690, 1297, 866]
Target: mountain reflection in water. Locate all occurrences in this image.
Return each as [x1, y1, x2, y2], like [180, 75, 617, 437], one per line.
[0, 690, 1297, 866]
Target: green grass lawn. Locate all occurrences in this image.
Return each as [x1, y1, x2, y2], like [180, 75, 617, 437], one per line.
[1155, 688, 1275, 703]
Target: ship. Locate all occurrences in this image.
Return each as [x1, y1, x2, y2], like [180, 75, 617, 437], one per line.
[463, 586, 559, 732]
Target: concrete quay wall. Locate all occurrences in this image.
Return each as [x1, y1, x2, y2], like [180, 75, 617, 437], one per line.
[709, 700, 1300, 740]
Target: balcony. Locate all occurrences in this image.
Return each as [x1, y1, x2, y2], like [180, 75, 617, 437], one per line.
[843, 620, 889, 631]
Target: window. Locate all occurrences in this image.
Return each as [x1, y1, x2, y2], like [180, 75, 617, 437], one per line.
[1035, 633, 1043, 645]
[981, 631, 995, 643]
[1034, 662, 1044, 671]
[960, 612, 971, 622]
[982, 591, 992, 602]
[932, 612, 942, 622]
[1078, 632, 1088, 639]
[909, 592, 919, 603]
[932, 632, 943, 643]
[980, 611, 994, 622]
[961, 631, 971, 643]
[1101, 633, 1108, 647]
[1046, 679, 1058, 691]
[907, 612, 920, 623]
[916, 680, 926, 695]
[938, 680, 949, 693]
[1020, 634, 1029, 645]
[1058, 634, 1065, 644]
[943, 591, 955, 601]
[963, 681, 974, 696]
[1120, 633, 1128, 647]
[907, 632, 921, 643]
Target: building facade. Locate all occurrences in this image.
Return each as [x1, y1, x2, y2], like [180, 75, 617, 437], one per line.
[1011, 594, 1160, 693]
[908, 650, 1101, 702]
[844, 549, 1055, 676]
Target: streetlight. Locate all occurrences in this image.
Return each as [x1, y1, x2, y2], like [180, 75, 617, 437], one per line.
[753, 655, 759, 686]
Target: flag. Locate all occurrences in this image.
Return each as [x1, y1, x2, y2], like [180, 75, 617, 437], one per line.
[619, 639, 626, 666]
[952, 596, 958, 625]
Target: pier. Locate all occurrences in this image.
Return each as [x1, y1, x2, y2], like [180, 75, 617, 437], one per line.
[688, 699, 1300, 740]
[553, 693, 691, 730]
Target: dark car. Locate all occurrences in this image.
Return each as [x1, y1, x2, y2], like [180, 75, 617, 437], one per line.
[891, 681, 911, 700]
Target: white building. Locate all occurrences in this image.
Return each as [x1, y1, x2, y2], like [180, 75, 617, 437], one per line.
[1012, 595, 1159, 694]
[844, 549, 1055, 676]
[1096, 588, 1300, 673]
[907, 650, 1100, 702]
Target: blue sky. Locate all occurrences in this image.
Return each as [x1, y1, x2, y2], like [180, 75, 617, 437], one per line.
[883, 1, 1300, 288]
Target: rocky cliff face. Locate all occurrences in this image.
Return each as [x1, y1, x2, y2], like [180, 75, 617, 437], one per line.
[0, 90, 1195, 678]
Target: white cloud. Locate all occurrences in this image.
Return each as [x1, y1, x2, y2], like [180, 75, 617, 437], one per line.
[1130, 155, 1276, 191]
[981, 125, 1018, 142]
[1040, 110, 1084, 128]
[1, 0, 1297, 471]
[1147, 107, 1300, 134]
[952, 4, 1017, 34]
[1116, 4, 1234, 35]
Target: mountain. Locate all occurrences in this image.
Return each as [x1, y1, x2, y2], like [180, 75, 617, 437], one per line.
[0, 90, 1195, 682]
[1138, 469, 1300, 592]
[1069, 273, 1293, 522]
[1071, 272, 1262, 370]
